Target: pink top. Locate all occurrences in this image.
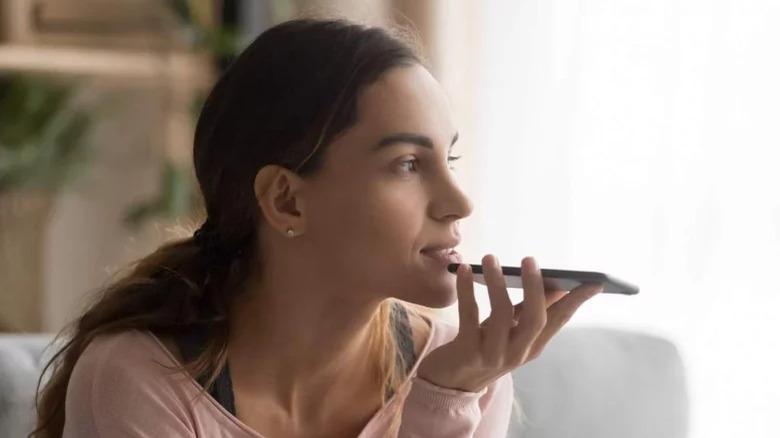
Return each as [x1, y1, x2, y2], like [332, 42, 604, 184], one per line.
[63, 318, 513, 437]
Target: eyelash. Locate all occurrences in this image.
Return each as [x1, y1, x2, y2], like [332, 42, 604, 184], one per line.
[399, 155, 462, 172]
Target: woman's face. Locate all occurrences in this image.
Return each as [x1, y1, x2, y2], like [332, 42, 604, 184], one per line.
[301, 64, 473, 308]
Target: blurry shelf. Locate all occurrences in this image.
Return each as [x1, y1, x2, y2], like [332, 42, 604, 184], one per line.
[0, 44, 214, 87]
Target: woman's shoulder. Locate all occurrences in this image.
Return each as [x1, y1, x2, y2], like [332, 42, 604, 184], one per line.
[425, 313, 460, 349]
[65, 330, 204, 436]
[66, 330, 263, 437]
[77, 330, 176, 372]
[69, 329, 192, 405]
[404, 305, 460, 356]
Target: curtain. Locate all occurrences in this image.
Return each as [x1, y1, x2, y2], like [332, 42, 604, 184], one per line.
[469, 1, 780, 437]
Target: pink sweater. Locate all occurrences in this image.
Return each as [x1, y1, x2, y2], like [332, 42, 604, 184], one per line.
[63, 318, 513, 437]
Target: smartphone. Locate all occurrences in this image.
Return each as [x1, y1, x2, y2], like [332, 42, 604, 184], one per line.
[447, 263, 639, 296]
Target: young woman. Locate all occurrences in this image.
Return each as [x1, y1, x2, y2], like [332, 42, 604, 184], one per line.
[32, 18, 602, 438]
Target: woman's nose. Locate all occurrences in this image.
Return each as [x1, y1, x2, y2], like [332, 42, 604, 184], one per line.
[430, 176, 474, 221]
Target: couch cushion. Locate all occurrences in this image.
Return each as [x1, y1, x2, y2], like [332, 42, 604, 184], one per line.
[0, 335, 56, 438]
[509, 327, 689, 438]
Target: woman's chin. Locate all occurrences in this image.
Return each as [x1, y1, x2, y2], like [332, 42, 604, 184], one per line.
[405, 276, 458, 309]
[383, 260, 458, 307]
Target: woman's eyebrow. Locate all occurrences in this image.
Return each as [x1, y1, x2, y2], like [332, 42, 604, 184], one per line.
[373, 131, 459, 151]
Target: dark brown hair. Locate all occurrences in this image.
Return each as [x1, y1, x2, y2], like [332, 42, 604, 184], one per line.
[31, 17, 423, 437]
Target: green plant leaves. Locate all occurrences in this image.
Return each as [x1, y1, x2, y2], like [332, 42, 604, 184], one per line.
[0, 76, 97, 194]
[123, 162, 198, 228]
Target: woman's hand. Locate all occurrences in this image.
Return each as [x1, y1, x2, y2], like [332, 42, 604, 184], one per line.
[416, 255, 603, 393]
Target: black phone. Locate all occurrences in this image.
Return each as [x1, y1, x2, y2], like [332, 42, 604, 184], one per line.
[447, 263, 639, 296]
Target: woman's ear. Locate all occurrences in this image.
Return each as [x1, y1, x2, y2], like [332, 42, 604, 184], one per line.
[253, 165, 307, 236]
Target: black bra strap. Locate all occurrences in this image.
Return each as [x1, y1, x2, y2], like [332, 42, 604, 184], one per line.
[392, 302, 417, 375]
[176, 325, 237, 415]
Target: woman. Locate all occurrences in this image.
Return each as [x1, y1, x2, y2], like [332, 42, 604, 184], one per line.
[32, 18, 602, 438]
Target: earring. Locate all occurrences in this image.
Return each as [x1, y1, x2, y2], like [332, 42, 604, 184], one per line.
[286, 228, 295, 237]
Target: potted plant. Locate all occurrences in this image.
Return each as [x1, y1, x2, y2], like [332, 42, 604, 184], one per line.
[0, 75, 98, 332]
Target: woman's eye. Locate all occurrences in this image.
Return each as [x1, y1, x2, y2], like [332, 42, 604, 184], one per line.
[447, 155, 462, 170]
[399, 159, 419, 173]
[397, 155, 461, 173]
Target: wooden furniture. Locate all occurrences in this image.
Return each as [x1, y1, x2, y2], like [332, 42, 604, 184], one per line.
[0, 0, 215, 163]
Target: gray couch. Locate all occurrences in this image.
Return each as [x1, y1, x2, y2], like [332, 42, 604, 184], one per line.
[0, 327, 689, 437]
[0, 334, 52, 438]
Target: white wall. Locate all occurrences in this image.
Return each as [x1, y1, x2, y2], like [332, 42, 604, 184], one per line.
[470, 1, 780, 437]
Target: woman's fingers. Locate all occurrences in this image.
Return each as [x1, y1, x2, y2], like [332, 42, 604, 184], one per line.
[522, 283, 603, 360]
[503, 257, 548, 363]
[516, 257, 547, 332]
[512, 289, 568, 318]
[481, 255, 514, 353]
[427, 254, 604, 392]
[456, 263, 480, 339]
[482, 255, 514, 322]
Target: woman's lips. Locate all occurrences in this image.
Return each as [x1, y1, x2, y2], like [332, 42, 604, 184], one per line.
[421, 248, 463, 266]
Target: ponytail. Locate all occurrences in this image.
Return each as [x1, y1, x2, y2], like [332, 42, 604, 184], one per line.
[30, 232, 250, 438]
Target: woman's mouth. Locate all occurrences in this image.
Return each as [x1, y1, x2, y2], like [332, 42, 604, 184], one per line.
[421, 248, 463, 267]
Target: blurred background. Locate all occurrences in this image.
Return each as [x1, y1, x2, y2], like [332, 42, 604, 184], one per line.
[0, 1, 777, 437]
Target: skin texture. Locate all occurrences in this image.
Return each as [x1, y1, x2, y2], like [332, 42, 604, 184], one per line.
[217, 64, 602, 437]
[228, 64, 471, 437]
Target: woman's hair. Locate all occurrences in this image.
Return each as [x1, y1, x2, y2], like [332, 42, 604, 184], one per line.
[31, 17, 424, 437]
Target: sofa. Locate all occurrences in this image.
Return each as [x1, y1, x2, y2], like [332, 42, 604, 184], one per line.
[0, 334, 51, 438]
[0, 327, 689, 437]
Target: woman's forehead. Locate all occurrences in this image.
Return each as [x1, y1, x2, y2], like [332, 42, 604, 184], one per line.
[314, 66, 458, 174]
[354, 65, 455, 142]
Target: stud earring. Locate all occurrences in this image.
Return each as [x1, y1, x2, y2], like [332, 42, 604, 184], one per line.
[286, 228, 295, 237]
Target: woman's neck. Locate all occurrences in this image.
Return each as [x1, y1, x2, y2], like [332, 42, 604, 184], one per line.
[226, 262, 386, 423]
